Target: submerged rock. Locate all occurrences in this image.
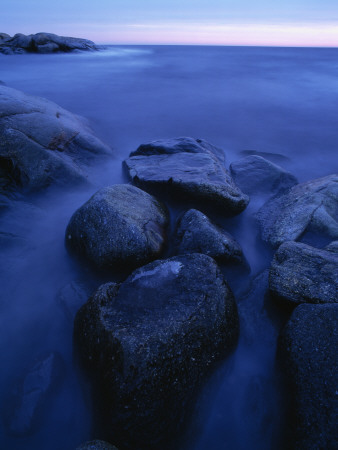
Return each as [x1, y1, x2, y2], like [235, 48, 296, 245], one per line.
[4, 352, 64, 436]
[0, 85, 112, 195]
[76, 440, 118, 450]
[74, 253, 239, 449]
[173, 208, 244, 263]
[0, 32, 98, 54]
[230, 154, 297, 195]
[65, 184, 169, 271]
[269, 241, 338, 305]
[278, 303, 338, 449]
[124, 137, 249, 215]
[257, 174, 338, 247]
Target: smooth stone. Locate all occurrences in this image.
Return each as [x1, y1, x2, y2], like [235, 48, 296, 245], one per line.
[76, 440, 118, 450]
[278, 303, 338, 449]
[124, 137, 249, 215]
[55, 281, 90, 322]
[230, 155, 297, 195]
[65, 184, 169, 271]
[325, 240, 338, 253]
[269, 241, 338, 305]
[174, 208, 244, 263]
[257, 174, 338, 247]
[74, 253, 239, 449]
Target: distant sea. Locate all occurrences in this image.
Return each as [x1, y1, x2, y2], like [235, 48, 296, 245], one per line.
[0, 45, 337, 450]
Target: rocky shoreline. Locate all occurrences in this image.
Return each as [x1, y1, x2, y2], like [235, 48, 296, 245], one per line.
[1, 84, 337, 449]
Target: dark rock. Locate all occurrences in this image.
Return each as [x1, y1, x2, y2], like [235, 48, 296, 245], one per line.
[174, 208, 243, 263]
[4, 352, 64, 436]
[76, 440, 118, 450]
[230, 155, 297, 195]
[269, 241, 338, 305]
[124, 137, 249, 215]
[278, 303, 338, 449]
[0, 85, 112, 195]
[325, 240, 338, 253]
[74, 253, 239, 449]
[0, 32, 98, 54]
[65, 184, 169, 271]
[257, 174, 338, 247]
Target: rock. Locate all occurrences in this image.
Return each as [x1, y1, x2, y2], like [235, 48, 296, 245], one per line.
[4, 352, 64, 436]
[74, 253, 239, 449]
[173, 208, 243, 263]
[55, 281, 90, 322]
[230, 155, 297, 195]
[76, 440, 118, 450]
[124, 137, 249, 215]
[65, 184, 169, 271]
[278, 303, 338, 449]
[0, 32, 98, 54]
[239, 149, 290, 165]
[257, 174, 338, 247]
[325, 240, 338, 253]
[0, 85, 112, 195]
[269, 241, 338, 305]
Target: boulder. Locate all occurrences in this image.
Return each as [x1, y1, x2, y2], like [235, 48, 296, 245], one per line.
[0, 85, 112, 195]
[124, 137, 249, 215]
[278, 303, 338, 449]
[4, 352, 64, 435]
[257, 174, 338, 247]
[325, 240, 338, 253]
[0, 32, 98, 54]
[65, 184, 169, 271]
[269, 241, 338, 305]
[74, 253, 239, 449]
[173, 208, 244, 263]
[230, 155, 297, 195]
[76, 440, 118, 450]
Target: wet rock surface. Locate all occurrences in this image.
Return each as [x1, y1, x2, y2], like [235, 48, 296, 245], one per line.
[74, 253, 239, 450]
[76, 440, 119, 450]
[0, 32, 98, 54]
[0, 85, 112, 196]
[173, 208, 244, 263]
[269, 241, 338, 305]
[65, 184, 169, 271]
[124, 137, 249, 215]
[278, 303, 338, 450]
[257, 174, 338, 247]
[230, 154, 297, 195]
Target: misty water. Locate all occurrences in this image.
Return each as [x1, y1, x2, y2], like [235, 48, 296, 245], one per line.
[1, 45, 338, 450]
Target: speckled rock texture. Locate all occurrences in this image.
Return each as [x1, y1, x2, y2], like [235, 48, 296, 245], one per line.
[278, 303, 338, 450]
[65, 184, 169, 271]
[269, 241, 338, 305]
[230, 154, 297, 195]
[74, 253, 239, 449]
[123, 137, 249, 215]
[76, 440, 118, 450]
[257, 174, 338, 247]
[173, 208, 244, 263]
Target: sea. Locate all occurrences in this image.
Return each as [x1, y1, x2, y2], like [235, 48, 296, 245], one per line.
[0, 45, 337, 450]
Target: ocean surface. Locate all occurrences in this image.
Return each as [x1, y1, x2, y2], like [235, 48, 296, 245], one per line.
[0, 45, 337, 450]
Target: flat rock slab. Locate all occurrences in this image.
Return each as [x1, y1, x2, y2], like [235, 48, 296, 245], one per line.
[230, 154, 297, 195]
[124, 137, 249, 215]
[257, 174, 338, 247]
[0, 85, 112, 194]
[174, 208, 244, 263]
[269, 241, 338, 305]
[278, 303, 338, 449]
[0, 32, 97, 54]
[65, 184, 169, 271]
[74, 253, 239, 449]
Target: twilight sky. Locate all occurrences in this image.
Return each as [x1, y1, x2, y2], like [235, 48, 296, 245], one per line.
[2, 0, 338, 47]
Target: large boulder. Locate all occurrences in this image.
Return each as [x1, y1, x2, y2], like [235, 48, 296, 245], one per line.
[74, 253, 239, 449]
[0, 85, 112, 195]
[269, 241, 338, 305]
[173, 208, 244, 263]
[0, 32, 98, 54]
[123, 137, 249, 215]
[229, 155, 297, 196]
[278, 303, 338, 449]
[65, 184, 169, 271]
[257, 174, 338, 247]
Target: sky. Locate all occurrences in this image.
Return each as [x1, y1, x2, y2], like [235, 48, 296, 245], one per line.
[2, 0, 338, 47]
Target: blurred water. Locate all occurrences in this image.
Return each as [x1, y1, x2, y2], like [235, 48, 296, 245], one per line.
[0, 45, 338, 449]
